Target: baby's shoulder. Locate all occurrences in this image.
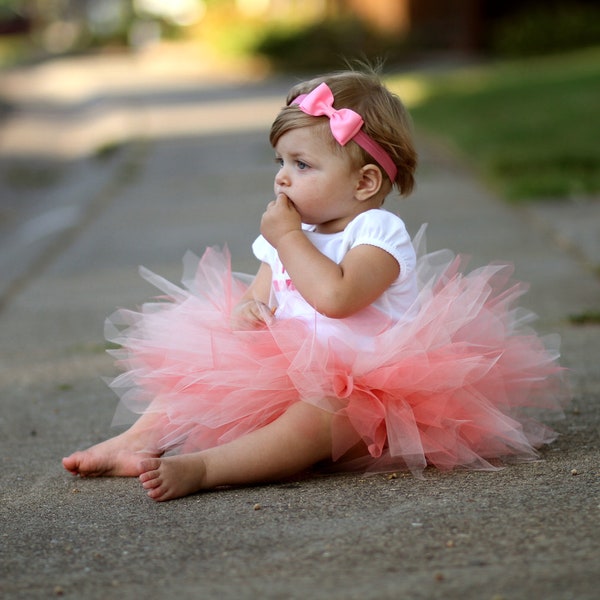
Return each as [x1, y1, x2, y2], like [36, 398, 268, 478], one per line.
[345, 209, 409, 240]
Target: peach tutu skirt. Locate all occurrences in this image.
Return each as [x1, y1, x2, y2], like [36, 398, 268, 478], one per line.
[105, 234, 568, 475]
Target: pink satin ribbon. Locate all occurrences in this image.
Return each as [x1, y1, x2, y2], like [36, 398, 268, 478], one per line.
[293, 82, 398, 182]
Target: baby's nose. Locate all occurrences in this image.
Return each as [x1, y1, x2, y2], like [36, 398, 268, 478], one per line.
[275, 166, 290, 186]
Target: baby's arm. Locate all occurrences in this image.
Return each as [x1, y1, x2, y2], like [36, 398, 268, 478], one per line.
[262, 196, 399, 318]
[279, 234, 398, 318]
[231, 262, 274, 329]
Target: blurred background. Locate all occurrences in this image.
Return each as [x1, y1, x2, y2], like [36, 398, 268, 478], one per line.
[1, 0, 599, 70]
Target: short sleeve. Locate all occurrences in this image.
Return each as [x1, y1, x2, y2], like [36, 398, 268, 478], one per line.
[345, 210, 416, 282]
[252, 224, 315, 267]
[252, 235, 276, 266]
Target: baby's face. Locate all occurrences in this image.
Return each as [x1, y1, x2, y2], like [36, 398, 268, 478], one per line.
[273, 126, 361, 234]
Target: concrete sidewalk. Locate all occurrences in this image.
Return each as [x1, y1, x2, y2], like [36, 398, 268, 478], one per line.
[0, 48, 599, 600]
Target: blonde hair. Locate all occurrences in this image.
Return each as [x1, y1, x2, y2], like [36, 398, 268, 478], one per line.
[269, 68, 417, 197]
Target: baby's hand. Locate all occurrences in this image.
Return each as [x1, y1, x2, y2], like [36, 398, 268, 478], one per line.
[261, 194, 302, 248]
[230, 300, 274, 330]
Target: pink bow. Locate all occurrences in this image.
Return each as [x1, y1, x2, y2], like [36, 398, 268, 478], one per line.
[291, 82, 398, 182]
[294, 82, 364, 146]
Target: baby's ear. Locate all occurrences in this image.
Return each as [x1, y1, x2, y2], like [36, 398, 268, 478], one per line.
[355, 164, 383, 201]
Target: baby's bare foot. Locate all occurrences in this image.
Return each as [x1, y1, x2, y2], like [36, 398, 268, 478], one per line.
[139, 454, 208, 501]
[62, 432, 160, 477]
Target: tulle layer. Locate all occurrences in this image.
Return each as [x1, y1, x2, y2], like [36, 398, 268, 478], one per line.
[105, 239, 568, 475]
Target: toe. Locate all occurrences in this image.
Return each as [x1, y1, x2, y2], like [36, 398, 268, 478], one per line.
[141, 475, 160, 489]
[139, 470, 154, 483]
[62, 455, 78, 473]
[139, 457, 160, 474]
[147, 486, 168, 501]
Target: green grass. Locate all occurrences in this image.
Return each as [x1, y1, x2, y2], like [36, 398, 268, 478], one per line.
[0, 35, 31, 68]
[569, 309, 600, 325]
[390, 48, 600, 201]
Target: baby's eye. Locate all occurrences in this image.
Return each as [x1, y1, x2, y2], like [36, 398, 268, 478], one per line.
[296, 160, 309, 170]
[274, 157, 284, 168]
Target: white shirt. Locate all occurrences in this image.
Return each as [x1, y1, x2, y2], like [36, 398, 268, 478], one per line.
[252, 209, 418, 335]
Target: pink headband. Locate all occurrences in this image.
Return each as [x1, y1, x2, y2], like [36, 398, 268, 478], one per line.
[292, 82, 398, 183]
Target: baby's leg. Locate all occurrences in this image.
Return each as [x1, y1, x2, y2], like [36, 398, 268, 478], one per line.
[62, 409, 168, 477]
[139, 401, 334, 501]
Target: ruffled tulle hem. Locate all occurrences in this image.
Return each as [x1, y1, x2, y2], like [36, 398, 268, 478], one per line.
[105, 233, 569, 476]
